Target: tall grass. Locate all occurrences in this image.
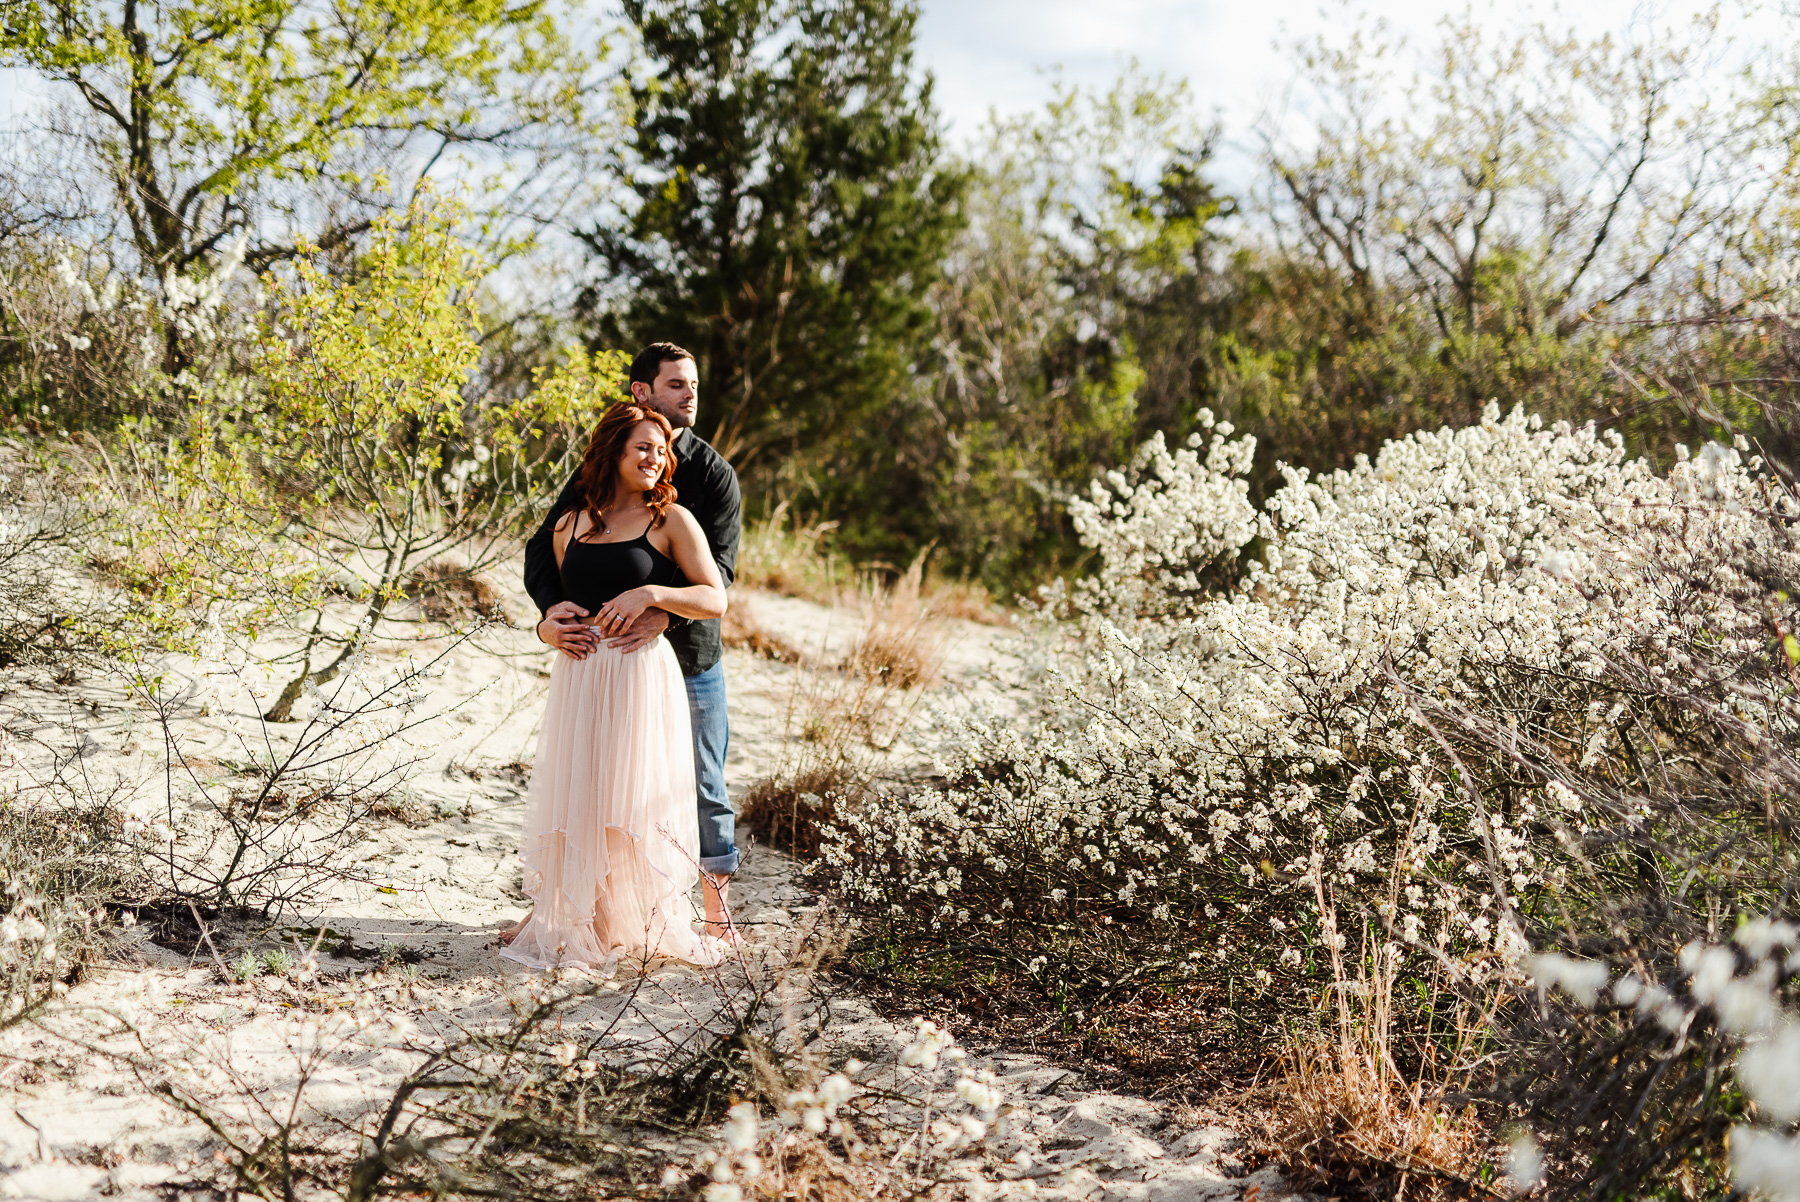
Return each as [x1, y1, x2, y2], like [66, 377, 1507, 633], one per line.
[738, 554, 945, 857]
[737, 504, 1007, 624]
[1260, 931, 1492, 1199]
[846, 552, 942, 689]
[737, 504, 846, 604]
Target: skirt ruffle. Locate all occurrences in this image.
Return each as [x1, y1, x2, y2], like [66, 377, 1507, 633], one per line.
[500, 640, 719, 970]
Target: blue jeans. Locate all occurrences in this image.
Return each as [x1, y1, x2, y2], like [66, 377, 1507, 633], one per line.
[685, 663, 738, 875]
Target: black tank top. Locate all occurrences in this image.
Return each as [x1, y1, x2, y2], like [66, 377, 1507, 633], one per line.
[559, 531, 680, 615]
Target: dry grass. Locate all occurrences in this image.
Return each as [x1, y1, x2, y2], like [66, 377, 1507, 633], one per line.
[1263, 1031, 1488, 1201]
[737, 504, 846, 604]
[738, 503, 1011, 627]
[404, 559, 507, 623]
[738, 765, 858, 858]
[730, 1136, 882, 1202]
[920, 571, 1008, 625]
[1255, 929, 1492, 1201]
[722, 598, 803, 663]
[739, 562, 942, 856]
[846, 551, 942, 690]
[723, 1125, 990, 1202]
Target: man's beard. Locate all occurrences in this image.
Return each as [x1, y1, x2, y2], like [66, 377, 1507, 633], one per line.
[652, 401, 695, 430]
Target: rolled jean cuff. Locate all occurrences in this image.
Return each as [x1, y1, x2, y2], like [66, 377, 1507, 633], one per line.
[699, 850, 741, 876]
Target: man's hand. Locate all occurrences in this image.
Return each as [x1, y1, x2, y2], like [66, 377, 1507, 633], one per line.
[537, 601, 598, 659]
[607, 607, 670, 654]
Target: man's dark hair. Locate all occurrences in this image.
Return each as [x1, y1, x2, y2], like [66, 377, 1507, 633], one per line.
[629, 342, 696, 388]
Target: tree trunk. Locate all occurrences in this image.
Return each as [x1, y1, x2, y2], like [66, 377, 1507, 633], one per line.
[264, 603, 382, 721]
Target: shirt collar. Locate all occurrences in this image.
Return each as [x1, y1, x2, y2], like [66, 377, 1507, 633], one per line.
[673, 426, 699, 457]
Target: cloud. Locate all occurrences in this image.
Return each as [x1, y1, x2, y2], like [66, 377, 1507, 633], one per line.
[914, 0, 1692, 148]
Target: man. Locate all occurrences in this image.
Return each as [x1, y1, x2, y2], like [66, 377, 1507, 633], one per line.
[523, 342, 743, 939]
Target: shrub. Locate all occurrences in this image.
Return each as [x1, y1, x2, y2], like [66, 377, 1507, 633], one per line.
[0, 794, 125, 1026]
[721, 600, 803, 664]
[0, 233, 203, 430]
[0, 442, 124, 671]
[821, 400, 1800, 1189]
[103, 630, 484, 921]
[124, 194, 623, 719]
[740, 560, 941, 857]
[829, 405, 1659, 996]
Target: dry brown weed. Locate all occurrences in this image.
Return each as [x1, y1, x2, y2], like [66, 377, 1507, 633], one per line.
[920, 572, 1008, 626]
[739, 765, 857, 858]
[846, 551, 942, 689]
[404, 559, 507, 622]
[738, 565, 938, 856]
[1261, 1031, 1489, 1201]
[739, 502, 1010, 628]
[723, 598, 803, 663]
[737, 503, 845, 604]
[1255, 923, 1492, 1201]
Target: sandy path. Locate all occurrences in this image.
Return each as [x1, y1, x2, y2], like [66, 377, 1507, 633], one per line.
[0, 583, 1286, 1202]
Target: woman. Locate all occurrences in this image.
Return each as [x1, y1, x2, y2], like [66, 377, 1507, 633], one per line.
[500, 402, 728, 970]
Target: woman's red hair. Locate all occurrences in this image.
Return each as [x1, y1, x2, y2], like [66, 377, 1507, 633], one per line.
[573, 403, 678, 536]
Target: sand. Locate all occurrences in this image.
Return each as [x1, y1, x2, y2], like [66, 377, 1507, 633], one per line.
[0, 577, 1290, 1201]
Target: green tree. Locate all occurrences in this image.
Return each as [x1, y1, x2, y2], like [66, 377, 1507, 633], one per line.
[579, 0, 965, 480]
[1212, 10, 1744, 486]
[0, 0, 595, 378]
[889, 71, 1233, 588]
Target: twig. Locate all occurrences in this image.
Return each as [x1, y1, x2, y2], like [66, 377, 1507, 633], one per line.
[187, 901, 235, 980]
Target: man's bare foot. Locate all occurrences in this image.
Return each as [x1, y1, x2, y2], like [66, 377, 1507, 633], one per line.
[499, 914, 530, 946]
[703, 916, 743, 944]
[702, 873, 736, 943]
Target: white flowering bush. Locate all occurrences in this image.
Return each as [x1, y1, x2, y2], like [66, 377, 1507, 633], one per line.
[0, 227, 257, 430]
[828, 395, 1800, 1190]
[825, 403, 1795, 1041]
[1061, 411, 1260, 620]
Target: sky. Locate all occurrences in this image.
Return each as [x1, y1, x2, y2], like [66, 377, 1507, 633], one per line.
[912, 0, 1663, 128]
[0, 1, 1755, 199]
[0, 1, 1713, 129]
[911, 0, 1726, 181]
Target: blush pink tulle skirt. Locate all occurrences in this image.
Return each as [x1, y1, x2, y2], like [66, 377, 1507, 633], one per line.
[500, 640, 719, 970]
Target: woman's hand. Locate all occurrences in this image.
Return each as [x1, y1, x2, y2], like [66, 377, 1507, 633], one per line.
[593, 586, 657, 636]
[606, 607, 671, 654]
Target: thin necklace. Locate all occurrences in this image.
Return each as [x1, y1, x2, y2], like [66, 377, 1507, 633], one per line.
[596, 496, 648, 537]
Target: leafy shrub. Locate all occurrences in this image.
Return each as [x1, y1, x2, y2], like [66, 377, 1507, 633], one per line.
[822, 399, 1800, 1190]
[0, 234, 205, 430]
[829, 405, 1650, 994]
[238, 197, 614, 718]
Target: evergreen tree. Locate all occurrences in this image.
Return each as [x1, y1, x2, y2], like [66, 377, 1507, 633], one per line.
[579, 0, 965, 486]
